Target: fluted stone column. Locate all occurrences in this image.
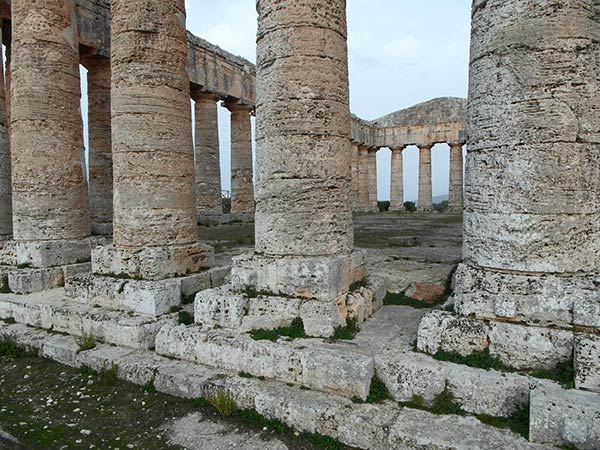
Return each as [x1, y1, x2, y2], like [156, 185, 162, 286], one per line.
[350, 144, 360, 211]
[231, 0, 365, 337]
[389, 147, 404, 211]
[0, 24, 11, 243]
[193, 91, 222, 216]
[226, 103, 254, 215]
[417, 145, 433, 212]
[357, 145, 369, 211]
[10, 0, 91, 267]
[83, 56, 112, 236]
[417, 0, 600, 373]
[448, 142, 464, 213]
[98, 0, 213, 280]
[367, 148, 378, 211]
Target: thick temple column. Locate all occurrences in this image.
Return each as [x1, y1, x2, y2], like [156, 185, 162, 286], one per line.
[350, 143, 360, 211]
[193, 91, 222, 217]
[9, 0, 90, 267]
[226, 103, 254, 215]
[367, 148, 378, 211]
[448, 142, 464, 213]
[96, 0, 212, 280]
[357, 145, 369, 211]
[417, 144, 433, 212]
[230, 0, 364, 337]
[83, 56, 112, 236]
[0, 24, 11, 243]
[389, 147, 404, 211]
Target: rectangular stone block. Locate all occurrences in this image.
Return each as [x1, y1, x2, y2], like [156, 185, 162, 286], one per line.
[41, 335, 81, 367]
[13, 239, 91, 268]
[575, 333, 600, 393]
[530, 384, 600, 450]
[0, 323, 47, 352]
[8, 267, 65, 294]
[154, 360, 218, 399]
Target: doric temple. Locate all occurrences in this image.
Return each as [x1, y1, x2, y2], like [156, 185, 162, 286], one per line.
[0, 1, 598, 449]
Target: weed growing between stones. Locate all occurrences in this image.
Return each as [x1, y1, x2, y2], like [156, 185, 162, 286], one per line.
[332, 318, 359, 341]
[349, 279, 367, 292]
[250, 317, 307, 341]
[0, 338, 19, 357]
[352, 376, 392, 404]
[402, 394, 425, 409]
[98, 364, 119, 386]
[529, 359, 575, 388]
[206, 391, 237, 417]
[169, 305, 182, 313]
[0, 274, 11, 293]
[144, 378, 156, 393]
[430, 384, 466, 416]
[238, 371, 265, 381]
[433, 348, 513, 372]
[384, 292, 438, 309]
[77, 334, 96, 352]
[476, 405, 530, 439]
[178, 311, 194, 326]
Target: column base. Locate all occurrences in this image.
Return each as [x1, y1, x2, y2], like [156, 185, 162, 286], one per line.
[92, 243, 214, 281]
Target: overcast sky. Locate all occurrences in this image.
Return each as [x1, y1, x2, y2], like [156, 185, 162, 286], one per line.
[82, 1, 471, 202]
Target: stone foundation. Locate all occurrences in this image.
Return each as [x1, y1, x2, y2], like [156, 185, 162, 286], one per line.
[0, 262, 91, 295]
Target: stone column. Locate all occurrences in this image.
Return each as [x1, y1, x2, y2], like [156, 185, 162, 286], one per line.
[417, 0, 600, 373]
[417, 145, 433, 212]
[226, 102, 254, 215]
[357, 145, 369, 211]
[389, 147, 404, 211]
[350, 143, 360, 211]
[10, 0, 91, 267]
[230, 0, 364, 337]
[367, 148, 378, 211]
[82, 56, 112, 236]
[0, 23, 11, 243]
[193, 91, 222, 217]
[100, 0, 213, 280]
[448, 142, 464, 213]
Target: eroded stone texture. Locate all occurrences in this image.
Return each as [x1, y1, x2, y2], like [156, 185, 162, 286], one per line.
[109, 0, 211, 279]
[10, 0, 90, 265]
[448, 142, 463, 212]
[458, 0, 600, 325]
[0, 23, 11, 244]
[254, 0, 353, 257]
[82, 56, 112, 236]
[226, 102, 254, 215]
[350, 144, 360, 211]
[193, 91, 222, 216]
[357, 145, 369, 212]
[417, 145, 432, 211]
[575, 333, 600, 393]
[389, 147, 404, 211]
[367, 148, 378, 211]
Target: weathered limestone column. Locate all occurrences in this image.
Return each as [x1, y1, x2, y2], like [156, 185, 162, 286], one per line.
[357, 145, 369, 211]
[417, 145, 433, 212]
[418, 0, 600, 374]
[82, 56, 112, 236]
[389, 147, 404, 211]
[350, 143, 360, 211]
[96, 0, 213, 280]
[448, 142, 464, 213]
[226, 102, 254, 215]
[0, 24, 11, 243]
[367, 148, 378, 211]
[229, 0, 365, 337]
[193, 91, 223, 217]
[10, 0, 91, 267]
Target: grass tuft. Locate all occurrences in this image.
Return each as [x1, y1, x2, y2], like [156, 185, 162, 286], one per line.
[477, 405, 530, 439]
[332, 318, 359, 341]
[0, 274, 11, 293]
[77, 334, 96, 352]
[433, 348, 512, 372]
[178, 311, 194, 326]
[384, 292, 439, 309]
[250, 318, 306, 342]
[353, 376, 392, 404]
[430, 384, 466, 416]
[529, 359, 575, 388]
[206, 391, 237, 417]
[0, 338, 19, 358]
[98, 364, 119, 386]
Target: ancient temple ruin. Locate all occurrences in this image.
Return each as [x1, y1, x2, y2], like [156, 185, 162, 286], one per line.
[0, 0, 598, 449]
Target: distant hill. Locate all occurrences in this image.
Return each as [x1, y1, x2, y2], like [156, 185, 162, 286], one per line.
[432, 195, 448, 204]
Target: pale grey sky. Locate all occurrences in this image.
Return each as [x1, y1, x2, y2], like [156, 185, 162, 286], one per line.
[82, 1, 471, 202]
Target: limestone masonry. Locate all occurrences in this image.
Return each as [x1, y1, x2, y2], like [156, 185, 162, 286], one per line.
[0, 0, 598, 449]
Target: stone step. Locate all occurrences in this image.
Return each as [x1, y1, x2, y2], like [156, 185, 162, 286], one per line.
[0, 321, 553, 450]
[0, 289, 173, 349]
[0, 262, 92, 294]
[155, 322, 375, 400]
[64, 266, 231, 316]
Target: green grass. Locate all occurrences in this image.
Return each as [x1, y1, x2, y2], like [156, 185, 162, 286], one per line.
[0, 274, 11, 293]
[250, 318, 306, 342]
[98, 364, 119, 386]
[433, 348, 513, 372]
[332, 318, 360, 341]
[77, 333, 97, 352]
[206, 391, 237, 417]
[384, 292, 439, 309]
[529, 359, 575, 388]
[430, 384, 466, 416]
[0, 338, 19, 357]
[477, 405, 530, 439]
[178, 311, 194, 326]
[353, 376, 392, 404]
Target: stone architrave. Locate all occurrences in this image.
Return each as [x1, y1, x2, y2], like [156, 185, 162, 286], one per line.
[10, 0, 91, 266]
[96, 0, 213, 281]
[0, 22, 11, 243]
[193, 91, 223, 217]
[390, 147, 405, 211]
[448, 142, 464, 213]
[226, 102, 255, 215]
[230, 0, 365, 337]
[367, 148, 378, 211]
[83, 56, 112, 236]
[418, 145, 433, 212]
